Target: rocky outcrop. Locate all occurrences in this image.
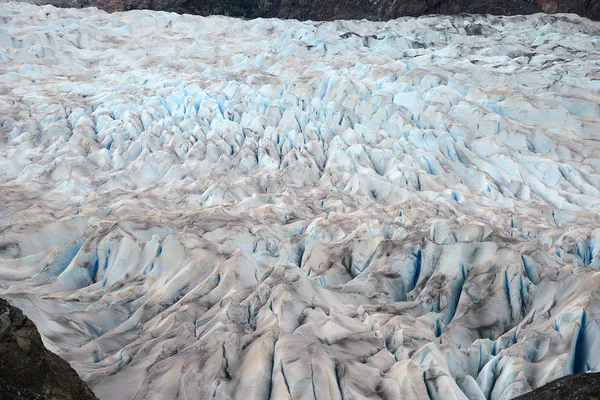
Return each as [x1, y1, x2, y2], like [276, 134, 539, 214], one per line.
[513, 373, 600, 400]
[16, 0, 600, 20]
[173, 0, 545, 20]
[0, 298, 98, 400]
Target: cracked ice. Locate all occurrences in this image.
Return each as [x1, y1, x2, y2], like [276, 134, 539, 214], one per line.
[2, 2, 600, 399]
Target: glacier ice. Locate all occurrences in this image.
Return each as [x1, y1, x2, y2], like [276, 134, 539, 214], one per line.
[1, 2, 600, 399]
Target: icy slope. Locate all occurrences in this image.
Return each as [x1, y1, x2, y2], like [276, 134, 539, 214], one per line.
[1, 3, 600, 399]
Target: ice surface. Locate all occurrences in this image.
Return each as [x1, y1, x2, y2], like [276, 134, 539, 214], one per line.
[1, 2, 600, 399]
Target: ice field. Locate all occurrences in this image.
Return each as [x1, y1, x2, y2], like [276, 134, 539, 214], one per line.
[2, 2, 600, 399]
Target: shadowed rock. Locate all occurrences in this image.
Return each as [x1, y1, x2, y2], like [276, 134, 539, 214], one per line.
[0, 298, 98, 400]
[514, 373, 600, 400]
[16, 0, 600, 20]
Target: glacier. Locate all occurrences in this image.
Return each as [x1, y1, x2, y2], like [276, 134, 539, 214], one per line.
[1, 2, 600, 399]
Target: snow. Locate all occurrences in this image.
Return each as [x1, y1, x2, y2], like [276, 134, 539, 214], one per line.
[1, 2, 600, 399]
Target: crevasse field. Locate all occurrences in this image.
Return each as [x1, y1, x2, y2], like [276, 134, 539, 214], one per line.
[2, 2, 600, 399]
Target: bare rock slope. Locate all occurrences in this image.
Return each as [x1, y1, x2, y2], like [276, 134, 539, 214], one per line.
[0, 298, 98, 400]
[16, 0, 600, 20]
[513, 372, 600, 400]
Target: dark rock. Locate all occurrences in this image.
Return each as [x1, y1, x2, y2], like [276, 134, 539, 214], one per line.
[0, 298, 97, 400]
[513, 372, 600, 400]
[78, 0, 600, 20]
[17, 0, 600, 20]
